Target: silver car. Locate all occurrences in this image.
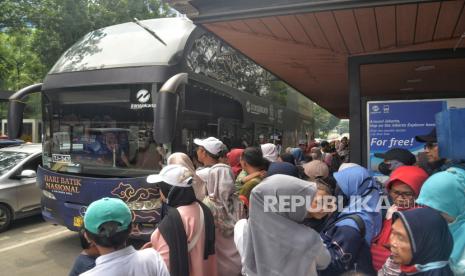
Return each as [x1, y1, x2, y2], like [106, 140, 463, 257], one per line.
[0, 143, 42, 232]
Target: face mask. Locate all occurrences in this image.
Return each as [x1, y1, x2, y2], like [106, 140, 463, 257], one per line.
[378, 162, 392, 176]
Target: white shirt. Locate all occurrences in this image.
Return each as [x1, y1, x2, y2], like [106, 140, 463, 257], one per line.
[80, 246, 169, 276]
[234, 219, 248, 276]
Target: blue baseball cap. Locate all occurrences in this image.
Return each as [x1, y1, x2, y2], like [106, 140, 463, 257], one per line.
[84, 197, 132, 234]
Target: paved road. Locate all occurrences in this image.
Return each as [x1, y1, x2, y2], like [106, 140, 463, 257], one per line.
[0, 215, 81, 276]
[0, 215, 148, 276]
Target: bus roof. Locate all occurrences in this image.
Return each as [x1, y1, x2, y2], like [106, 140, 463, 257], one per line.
[49, 17, 196, 75]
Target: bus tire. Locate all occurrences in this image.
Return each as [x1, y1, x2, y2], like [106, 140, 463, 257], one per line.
[0, 204, 12, 233]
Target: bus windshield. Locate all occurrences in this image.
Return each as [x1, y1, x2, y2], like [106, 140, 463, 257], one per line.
[42, 84, 165, 177]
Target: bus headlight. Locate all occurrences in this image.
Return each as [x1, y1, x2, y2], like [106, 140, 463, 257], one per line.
[127, 199, 161, 211]
[42, 190, 56, 200]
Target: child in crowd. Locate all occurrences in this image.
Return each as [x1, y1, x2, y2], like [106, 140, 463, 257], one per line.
[80, 197, 169, 276]
[68, 228, 99, 276]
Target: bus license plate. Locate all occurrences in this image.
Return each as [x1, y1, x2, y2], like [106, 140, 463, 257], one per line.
[73, 216, 83, 227]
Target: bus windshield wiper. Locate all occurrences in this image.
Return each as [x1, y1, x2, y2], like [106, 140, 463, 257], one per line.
[133, 18, 167, 46]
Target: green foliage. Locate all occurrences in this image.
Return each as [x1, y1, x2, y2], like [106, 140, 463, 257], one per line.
[0, 0, 33, 29]
[1, 0, 174, 85]
[0, 30, 45, 91]
[313, 103, 340, 137]
[0, 0, 174, 121]
[28, 0, 174, 73]
[267, 80, 288, 106]
[335, 119, 349, 134]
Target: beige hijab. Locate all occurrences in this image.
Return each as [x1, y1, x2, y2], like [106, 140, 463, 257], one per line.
[167, 152, 207, 200]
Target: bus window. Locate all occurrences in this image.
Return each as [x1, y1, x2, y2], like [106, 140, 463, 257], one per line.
[42, 84, 164, 177]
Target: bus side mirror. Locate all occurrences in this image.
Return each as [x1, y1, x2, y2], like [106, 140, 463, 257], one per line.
[8, 83, 42, 139]
[154, 73, 187, 144]
[8, 100, 25, 139]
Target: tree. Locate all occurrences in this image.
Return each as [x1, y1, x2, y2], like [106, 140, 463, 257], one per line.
[1, 0, 174, 79]
[31, 0, 174, 74]
[335, 119, 349, 135]
[313, 103, 340, 137]
[0, 30, 44, 119]
[0, 31, 45, 91]
[0, 0, 33, 29]
[0, 0, 174, 120]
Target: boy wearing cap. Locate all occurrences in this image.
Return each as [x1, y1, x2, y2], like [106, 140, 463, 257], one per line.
[80, 198, 169, 276]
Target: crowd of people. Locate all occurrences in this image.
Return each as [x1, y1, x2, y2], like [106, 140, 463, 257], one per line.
[69, 129, 465, 276]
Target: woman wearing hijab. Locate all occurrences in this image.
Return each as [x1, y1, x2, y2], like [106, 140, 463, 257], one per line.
[146, 164, 216, 276]
[168, 152, 207, 201]
[389, 207, 454, 276]
[227, 149, 244, 179]
[373, 166, 428, 273]
[202, 150, 243, 276]
[416, 167, 465, 275]
[260, 143, 279, 163]
[235, 174, 330, 276]
[302, 178, 334, 232]
[319, 165, 382, 276]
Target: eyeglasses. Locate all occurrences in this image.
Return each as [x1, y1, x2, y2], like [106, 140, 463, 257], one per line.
[390, 190, 415, 198]
[424, 142, 437, 150]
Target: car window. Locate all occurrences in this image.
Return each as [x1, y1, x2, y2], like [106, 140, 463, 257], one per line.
[0, 151, 31, 175]
[23, 155, 42, 171]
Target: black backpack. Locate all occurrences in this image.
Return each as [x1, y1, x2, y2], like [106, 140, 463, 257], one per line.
[326, 213, 366, 240]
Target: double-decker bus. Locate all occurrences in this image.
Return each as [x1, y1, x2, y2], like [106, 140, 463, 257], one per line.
[8, 18, 313, 239]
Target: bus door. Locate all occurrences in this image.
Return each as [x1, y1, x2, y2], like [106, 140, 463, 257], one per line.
[180, 113, 218, 156]
[254, 123, 273, 146]
[218, 117, 240, 149]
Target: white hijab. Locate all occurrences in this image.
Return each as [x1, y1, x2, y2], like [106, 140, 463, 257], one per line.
[261, 143, 278, 162]
[244, 175, 326, 276]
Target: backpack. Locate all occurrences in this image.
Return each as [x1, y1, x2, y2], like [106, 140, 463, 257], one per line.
[325, 213, 366, 241]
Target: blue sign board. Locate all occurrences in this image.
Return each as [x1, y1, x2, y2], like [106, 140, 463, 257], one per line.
[367, 100, 444, 172]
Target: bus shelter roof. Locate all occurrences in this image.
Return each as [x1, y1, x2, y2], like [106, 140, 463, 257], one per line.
[168, 0, 465, 118]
